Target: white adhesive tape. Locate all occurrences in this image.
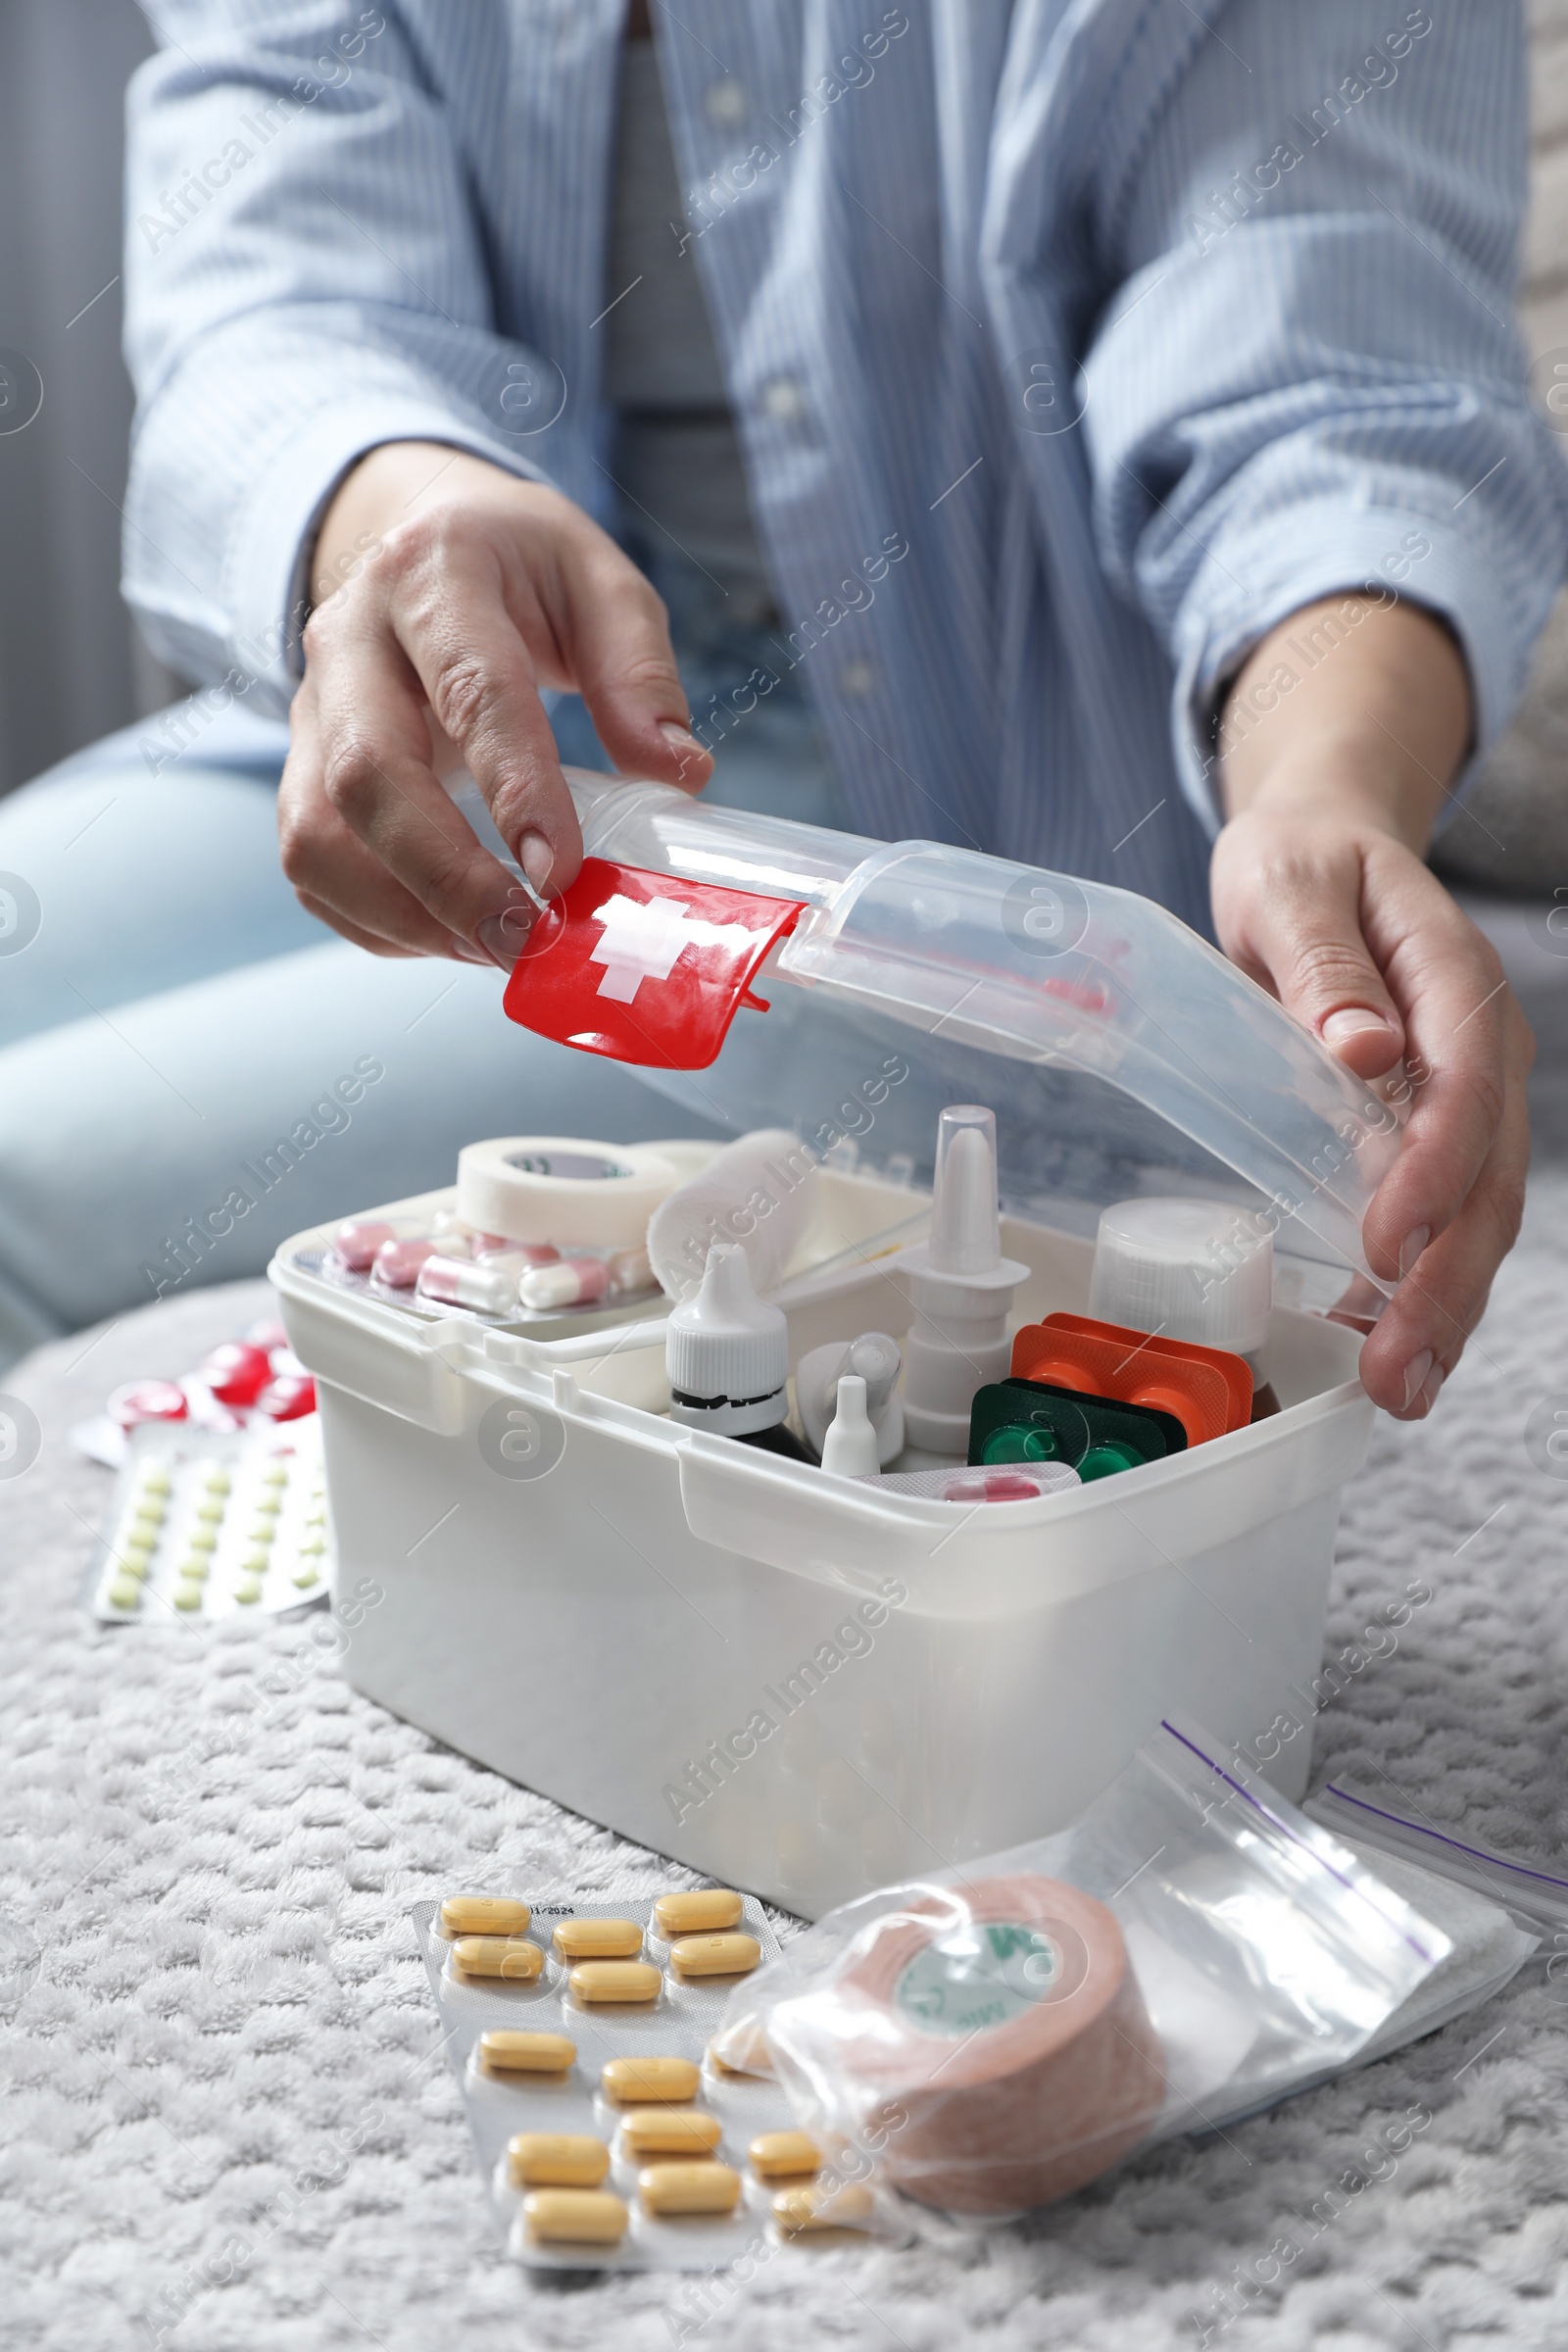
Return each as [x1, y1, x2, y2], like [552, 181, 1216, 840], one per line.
[455, 1138, 681, 1248]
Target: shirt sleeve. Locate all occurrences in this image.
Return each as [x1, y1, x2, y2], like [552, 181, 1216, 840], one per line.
[1078, 1, 1568, 834]
[122, 2, 568, 716]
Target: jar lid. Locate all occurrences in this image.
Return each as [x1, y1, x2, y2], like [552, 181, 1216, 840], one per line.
[1088, 1197, 1274, 1357]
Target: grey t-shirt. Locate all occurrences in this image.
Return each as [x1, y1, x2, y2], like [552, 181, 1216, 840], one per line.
[604, 40, 775, 622]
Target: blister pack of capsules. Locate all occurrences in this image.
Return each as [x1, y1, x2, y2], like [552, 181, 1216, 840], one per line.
[298, 1208, 662, 1340]
[88, 1418, 331, 1624]
[414, 1890, 908, 2271]
[71, 1324, 315, 1469]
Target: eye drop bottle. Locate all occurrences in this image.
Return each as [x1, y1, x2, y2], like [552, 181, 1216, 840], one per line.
[665, 1242, 809, 1460]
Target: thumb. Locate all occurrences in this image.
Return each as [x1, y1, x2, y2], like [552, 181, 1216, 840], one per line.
[1235, 859, 1406, 1081]
[563, 554, 714, 793]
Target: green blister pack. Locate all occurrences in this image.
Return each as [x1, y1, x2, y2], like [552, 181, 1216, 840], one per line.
[967, 1377, 1189, 1482]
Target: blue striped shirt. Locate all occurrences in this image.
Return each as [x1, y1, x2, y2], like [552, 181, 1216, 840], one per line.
[122, 1, 1566, 934]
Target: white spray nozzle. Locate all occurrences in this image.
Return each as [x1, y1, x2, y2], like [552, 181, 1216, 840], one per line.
[898, 1103, 1029, 1460]
[929, 1105, 1002, 1275]
[820, 1375, 882, 1478]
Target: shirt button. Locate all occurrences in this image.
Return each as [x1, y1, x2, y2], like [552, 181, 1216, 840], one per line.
[840, 659, 876, 698]
[760, 374, 808, 425]
[705, 77, 748, 129]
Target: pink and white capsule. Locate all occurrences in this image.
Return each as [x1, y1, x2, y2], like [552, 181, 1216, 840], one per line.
[607, 1247, 653, 1297]
[475, 1239, 560, 1268]
[428, 1211, 512, 1256]
[416, 1253, 517, 1314]
[517, 1257, 612, 1311]
[373, 1236, 438, 1290]
[334, 1219, 396, 1271]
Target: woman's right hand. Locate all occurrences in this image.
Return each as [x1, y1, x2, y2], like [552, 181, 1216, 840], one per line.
[277, 440, 711, 967]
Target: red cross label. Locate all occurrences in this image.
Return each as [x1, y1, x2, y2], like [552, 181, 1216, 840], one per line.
[503, 857, 808, 1069]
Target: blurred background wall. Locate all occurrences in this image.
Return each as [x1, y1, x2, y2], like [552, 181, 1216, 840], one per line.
[0, 0, 173, 798]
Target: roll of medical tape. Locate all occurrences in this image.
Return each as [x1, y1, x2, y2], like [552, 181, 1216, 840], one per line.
[829, 1875, 1164, 2214]
[455, 1138, 680, 1249]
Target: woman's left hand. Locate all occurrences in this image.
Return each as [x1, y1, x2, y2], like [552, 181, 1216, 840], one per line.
[1211, 802, 1533, 1418]
[1214, 594, 1533, 1420]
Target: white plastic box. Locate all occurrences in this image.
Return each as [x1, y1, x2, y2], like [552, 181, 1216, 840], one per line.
[273, 1182, 1369, 1921]
[271, 780, 1397, 1920]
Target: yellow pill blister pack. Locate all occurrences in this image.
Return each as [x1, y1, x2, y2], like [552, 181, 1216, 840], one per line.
[87, 1422, 333, 1625]
[413, 1890, 906, 2274]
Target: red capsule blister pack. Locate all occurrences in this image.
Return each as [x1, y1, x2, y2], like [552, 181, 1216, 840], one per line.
[502, 858, 806, 1070]
[72, 1321, 317, 1469]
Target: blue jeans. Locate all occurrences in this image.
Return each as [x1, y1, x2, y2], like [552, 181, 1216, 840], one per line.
[0, 578, 850, 1367]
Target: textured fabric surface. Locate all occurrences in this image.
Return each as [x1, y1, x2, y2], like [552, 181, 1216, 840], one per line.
[2, 1184, 1567, 2352]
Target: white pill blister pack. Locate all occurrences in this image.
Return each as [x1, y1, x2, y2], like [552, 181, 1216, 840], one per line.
[88, 1419, 332, 1624]
[413, 1891, 908, 2271]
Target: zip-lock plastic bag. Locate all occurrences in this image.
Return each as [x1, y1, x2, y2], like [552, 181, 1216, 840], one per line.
[1302, 1782, 1550, 2057]
[710, 1719, 1463, 2216]
[1308, 1781, 1568, 1933]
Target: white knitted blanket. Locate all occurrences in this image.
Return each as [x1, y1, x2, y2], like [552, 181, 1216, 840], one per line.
[3, 1182, 1566, 2352]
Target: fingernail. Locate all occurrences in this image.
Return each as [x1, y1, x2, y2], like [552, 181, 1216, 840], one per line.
[1401, 1348, 1434, 1410]
[450, 936, 492, 965]
[1323, 1008, 1396, 1050]
[1398, 1225, 1431, 1279]
[476, 899, 536, 970]
[1418, 1363, 1445, 1415]
[517, 829, 556, 895]
[659, 719, 709, 776]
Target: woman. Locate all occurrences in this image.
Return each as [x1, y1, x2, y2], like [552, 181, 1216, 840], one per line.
[0, 1, 1552, 1419]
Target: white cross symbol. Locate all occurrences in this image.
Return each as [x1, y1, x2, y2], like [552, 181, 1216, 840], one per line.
[589, 892, 697, 1003]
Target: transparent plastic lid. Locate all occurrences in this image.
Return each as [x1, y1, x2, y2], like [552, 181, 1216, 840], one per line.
[518, 774, 1406, 1289]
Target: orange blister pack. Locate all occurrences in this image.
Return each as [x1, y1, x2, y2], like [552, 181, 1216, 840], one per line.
[1008, 1313, 1251, 1446]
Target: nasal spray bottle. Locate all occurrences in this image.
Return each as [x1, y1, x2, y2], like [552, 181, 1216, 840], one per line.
[897, 1106, 1029, 1467]
[665, 1243, 809, 1461]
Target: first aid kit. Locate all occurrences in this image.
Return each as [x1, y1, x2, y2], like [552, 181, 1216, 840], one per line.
[272, 771, 1406, 1919]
